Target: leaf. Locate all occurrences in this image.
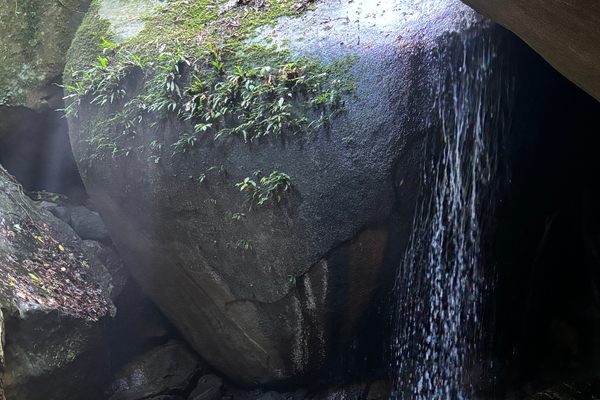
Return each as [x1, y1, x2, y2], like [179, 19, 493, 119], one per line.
[58, 244, 65, 252]
[28, 273, 40, 282]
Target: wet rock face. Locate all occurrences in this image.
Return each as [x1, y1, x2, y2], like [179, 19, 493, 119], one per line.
[0, 167, 114, 400]
[65, 0, 490, 386]
[460, 0, 600, 102]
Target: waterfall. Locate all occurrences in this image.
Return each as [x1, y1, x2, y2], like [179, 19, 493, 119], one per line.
[392, 29, 512, 399]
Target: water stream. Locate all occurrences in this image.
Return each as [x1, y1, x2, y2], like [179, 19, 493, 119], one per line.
[392, 30, 512, 399]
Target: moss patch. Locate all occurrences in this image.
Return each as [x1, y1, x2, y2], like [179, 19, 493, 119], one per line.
[0, 0, 90, 107]
[65, 0, 355, 164]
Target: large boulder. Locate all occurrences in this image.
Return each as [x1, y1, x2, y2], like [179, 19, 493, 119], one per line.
[64, 0, 500, 386]
[0, 166, 114, 399]
[0, 0, 91, 109]
[460, 0, 600, 102]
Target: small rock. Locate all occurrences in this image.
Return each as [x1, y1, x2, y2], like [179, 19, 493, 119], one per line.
[148, 397, 185, 400]
[366, 381, 389, 400]
[69, 205, 110, 242]
[257, 391, 285, 400]
[49, 205, 71, 224]
[108, 341, 201, 400]
[313, 384, 364, 400]
[189, 374, 224, 400]
[227, 388, 263, 400]
[292, 388, 308, 400]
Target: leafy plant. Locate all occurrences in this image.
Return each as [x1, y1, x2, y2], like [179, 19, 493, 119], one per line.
[232, 212, 245, 221]
[171, 132, 200, 155]
[148, 140, 163, 163]
[63, 23, 354, 164]
[178, 56, 339, 146]
[236, 170, 291, 207]
[233, 239, 253, 251]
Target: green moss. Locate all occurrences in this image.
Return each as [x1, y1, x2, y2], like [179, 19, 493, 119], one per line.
[64, 0, 114, 85]
[64, 0, 316, 73]
[0, 0, 90, 106]
[129, 0, 306, 59]
[65, 0, 355, 163]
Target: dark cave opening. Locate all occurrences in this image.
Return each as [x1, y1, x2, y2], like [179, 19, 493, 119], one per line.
[0, 101, 87, 203]
[488, 32, 600, 397]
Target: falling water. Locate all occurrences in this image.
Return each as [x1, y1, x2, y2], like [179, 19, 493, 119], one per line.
[392, 29, 512, 399]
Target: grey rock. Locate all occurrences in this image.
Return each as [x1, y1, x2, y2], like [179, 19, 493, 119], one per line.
[257, 391, 285, 400]
[525, 375, 600, 399]
[108, 341, 202, 400]
[461, 0, 600, 102]
[0, 0, 90, 109]
[83, 240, 128, 299]
[292, 388, 308, 400]
[36, 200, 59, 210]
[189, 374, 224, 400]
[34, 197, 71, 224]
[49, 205, 72, 224]
[226, 389, 264, 400]
[365, 381, 389, 400]
[69, 205, 110, 242]
[312, 385, 364, 400]
[0, 167, 114, 400]
[66, 0, 505, 386]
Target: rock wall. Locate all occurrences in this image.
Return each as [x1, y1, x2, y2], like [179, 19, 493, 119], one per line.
[0, 0, 91, 109]
[0, 166, 114, 400]
[461, 0, 600, 102]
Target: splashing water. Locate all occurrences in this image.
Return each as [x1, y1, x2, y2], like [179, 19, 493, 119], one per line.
[392, 29, 512, 399]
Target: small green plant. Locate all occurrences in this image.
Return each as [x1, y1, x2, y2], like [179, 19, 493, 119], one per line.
[234, 239, 253, 251]
[231, 212, 245, 221]
[148, 140, 163, 163]
[208, 43, 224, 75]
[192, 165, 227, 183]
[171, 132, 200, 155]
[28, 272, 48, 292]
[62, 42, 137, 118]
[236, 170, 291, 207]
[195, 174, 206, 183]
[100, 36, 118, 53]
